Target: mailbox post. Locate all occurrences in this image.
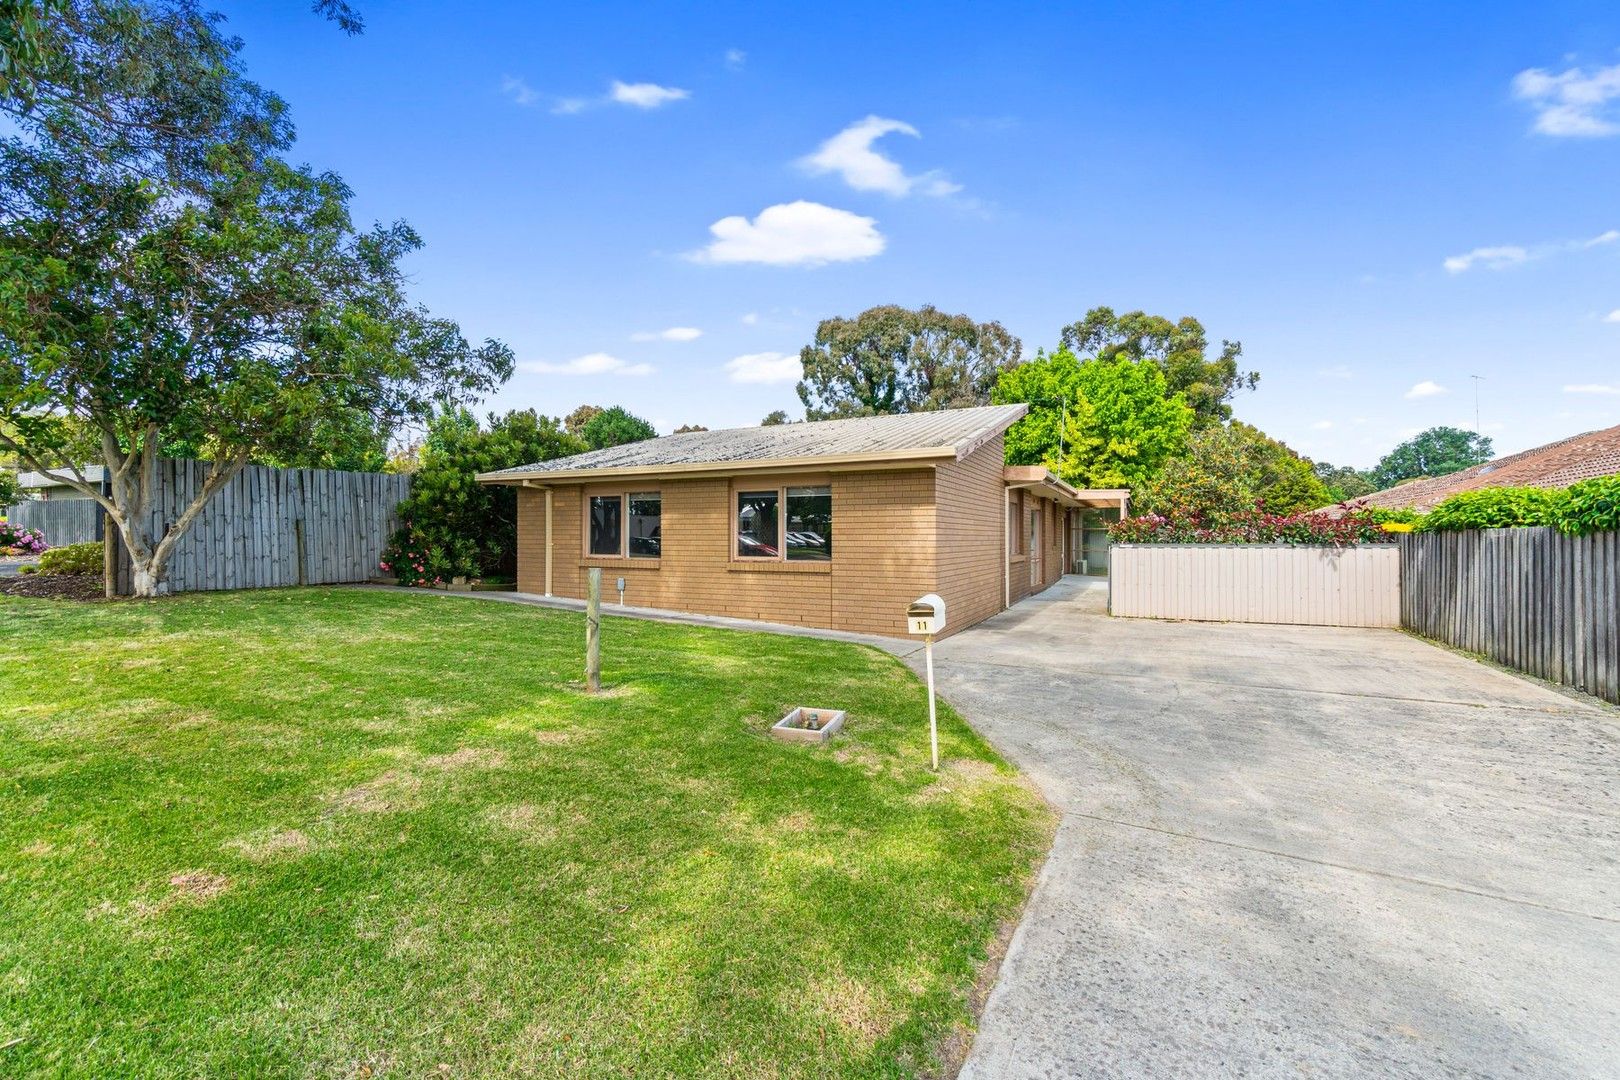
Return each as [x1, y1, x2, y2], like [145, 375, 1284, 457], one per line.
[907, 594, 947, 771]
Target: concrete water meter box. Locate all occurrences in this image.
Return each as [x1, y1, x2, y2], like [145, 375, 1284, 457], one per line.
[772, 707, 846, 744]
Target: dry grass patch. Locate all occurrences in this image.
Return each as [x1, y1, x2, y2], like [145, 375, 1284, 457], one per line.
[226, 828, 314, 862]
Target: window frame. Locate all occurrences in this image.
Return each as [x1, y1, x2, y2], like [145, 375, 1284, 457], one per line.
[582, 488, 662, 561]
[732, 479, 834, 563]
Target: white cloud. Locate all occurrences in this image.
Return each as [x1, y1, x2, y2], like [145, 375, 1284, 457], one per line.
[1564, 383, 1620, 395]
[1404, 380, 1448, 399]
[1512, 62, 1620, 137]
[1444, 245, 1529, 273]
[798, 116, 960, 197]
[629, 326, 702, 343]
[1443, 228, 1619, 273]
[725, 351, 801, 384]
[690, 200, 885, 266]
[501, 76, 541, 107]
[609, 80, 689, 109]
[725, 48, 746, 70]
[520, 352, 654, 377]
[511, 79, 689, 115]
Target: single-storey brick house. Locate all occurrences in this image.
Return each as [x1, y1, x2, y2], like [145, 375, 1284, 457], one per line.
[478, 405, 1128, 638]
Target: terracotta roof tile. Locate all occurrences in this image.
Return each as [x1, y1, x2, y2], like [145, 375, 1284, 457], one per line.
[1345, 423, 1620, 513]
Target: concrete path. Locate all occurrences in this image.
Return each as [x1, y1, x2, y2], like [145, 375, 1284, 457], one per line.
[918, 577, 1620, 1079]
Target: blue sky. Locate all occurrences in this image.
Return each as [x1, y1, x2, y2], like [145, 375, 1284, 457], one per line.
[220, 0, 1620, 467]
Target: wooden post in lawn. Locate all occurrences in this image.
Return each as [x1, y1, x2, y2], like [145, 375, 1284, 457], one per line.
[585, 566, 602, 693]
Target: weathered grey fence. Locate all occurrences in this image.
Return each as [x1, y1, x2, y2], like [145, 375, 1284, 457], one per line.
[2, 498, 104, 547]
[1110, 544, 1402, 627]
[109, 460, 409, 595]
[1401, 528, 1619, 704]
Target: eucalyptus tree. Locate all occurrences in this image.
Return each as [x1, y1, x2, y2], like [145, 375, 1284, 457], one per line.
[796, 304, 1022, 420]
[0, 0, 510, 595]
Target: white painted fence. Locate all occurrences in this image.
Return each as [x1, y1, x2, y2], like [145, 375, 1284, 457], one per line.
[1109, 544, 1401, 627]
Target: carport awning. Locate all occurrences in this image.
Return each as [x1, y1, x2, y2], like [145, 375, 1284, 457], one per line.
[1003, 467, 1129, 512]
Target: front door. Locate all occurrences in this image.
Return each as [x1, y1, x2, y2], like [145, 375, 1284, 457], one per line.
[1027, 507, 1041, 587]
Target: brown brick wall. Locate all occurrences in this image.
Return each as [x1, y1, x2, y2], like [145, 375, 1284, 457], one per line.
[934, 435, 1010, 633]
[517, 468, 934, 637]
[513, 450, 1066, 638]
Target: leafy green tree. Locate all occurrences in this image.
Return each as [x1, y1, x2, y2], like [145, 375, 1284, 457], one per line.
[992, 348, 1192, 489]
[579, 406, 656, 450]
[1370, 426, 1493, 489]
[796, 304, 1021, 420]
[1060, 306, 1258, 427]
[1134, 423, 1332, 519]
[384, 407, 582, 581]
[1229, 422, 1331, 514]
[1134, 425, 1259, 524]
[0, 0, 512, 595]
[760, 409, 790, 426]
[1314, 461, 1376, 503]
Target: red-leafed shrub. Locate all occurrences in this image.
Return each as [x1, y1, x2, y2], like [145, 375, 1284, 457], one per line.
[1109, 505, 1395, 547]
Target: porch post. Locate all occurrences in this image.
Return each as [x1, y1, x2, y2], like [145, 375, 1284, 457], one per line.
[544, 487, 554, 597]
[1003, 486, 1011, 610]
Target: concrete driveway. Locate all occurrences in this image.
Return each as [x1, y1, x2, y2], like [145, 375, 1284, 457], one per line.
[916, 577, 1619, 1079]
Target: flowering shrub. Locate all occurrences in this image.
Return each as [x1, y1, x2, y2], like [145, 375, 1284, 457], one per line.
[1110, 506, 1395, 547]
[0, 520, 49, 556]
[380, 522, 476, 587]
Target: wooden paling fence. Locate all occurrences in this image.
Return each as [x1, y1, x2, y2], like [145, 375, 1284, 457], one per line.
[1400, 527, 1620, 705]
[109, 460, 410, 595]
[1, 497, 103, 547]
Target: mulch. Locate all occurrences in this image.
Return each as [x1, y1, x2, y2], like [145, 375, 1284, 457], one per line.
[0, 573, 109, 601]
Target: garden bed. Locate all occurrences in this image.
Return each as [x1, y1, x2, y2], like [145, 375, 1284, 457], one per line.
[0, 572, 106, 601]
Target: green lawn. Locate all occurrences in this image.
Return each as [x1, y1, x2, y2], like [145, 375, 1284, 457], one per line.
[0, 589, 1052, 1078]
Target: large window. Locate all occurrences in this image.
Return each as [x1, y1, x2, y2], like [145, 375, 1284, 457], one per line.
[737, 485, 832, 561]
[588, 492, 660, 559]
[736, 491, 779, 558]
[589, 496, 621, 556]
[785, 486, 831, 561]
[628, 493, 661, 557]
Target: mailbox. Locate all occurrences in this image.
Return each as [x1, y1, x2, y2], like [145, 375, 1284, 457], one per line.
[907, 593, 946, 636]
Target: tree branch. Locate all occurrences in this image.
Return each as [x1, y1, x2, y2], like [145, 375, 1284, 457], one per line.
[149, 450, 249, 572]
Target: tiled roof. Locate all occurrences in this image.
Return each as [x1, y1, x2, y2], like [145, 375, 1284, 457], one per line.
[480, 404, 1029, 482]
[1348, 423, 1620, 512]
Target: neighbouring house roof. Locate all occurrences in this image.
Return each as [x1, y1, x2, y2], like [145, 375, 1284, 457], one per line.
[1344, 423, 1620, 513]
[17, 465, 105, 490]
[479, 404, 1031, 485]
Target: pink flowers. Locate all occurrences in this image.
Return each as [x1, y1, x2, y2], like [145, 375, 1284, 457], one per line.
[0, 522, 49, 556]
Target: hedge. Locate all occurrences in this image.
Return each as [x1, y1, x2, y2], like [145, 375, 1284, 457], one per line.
[1416, 477, 1620, 536]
